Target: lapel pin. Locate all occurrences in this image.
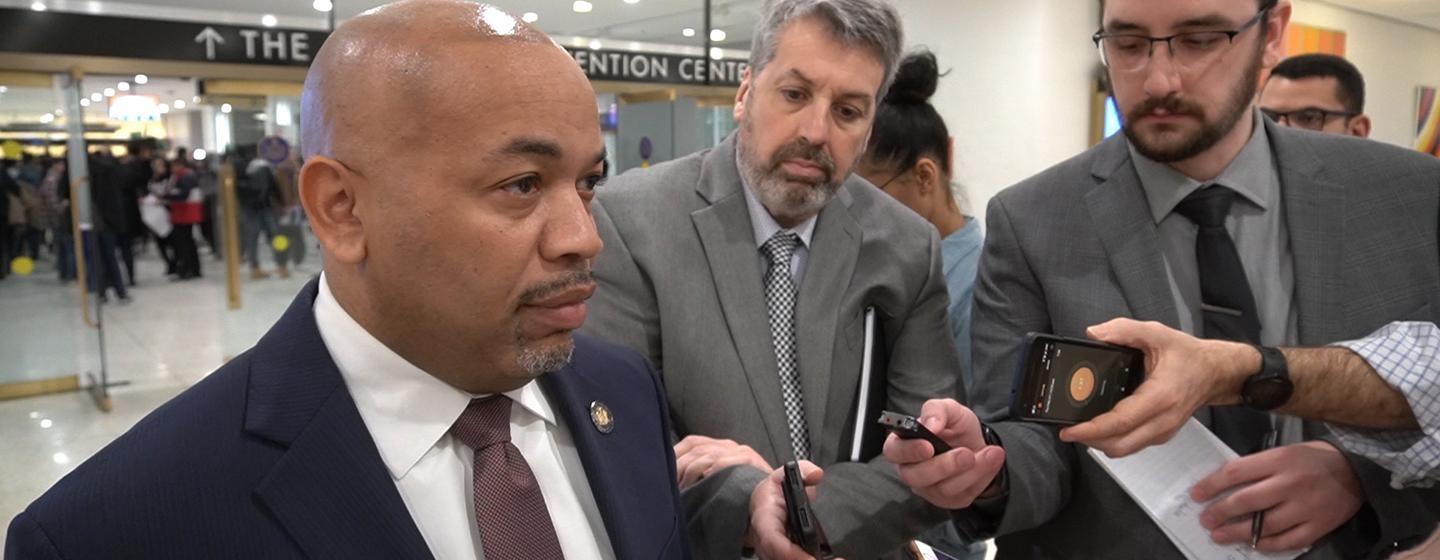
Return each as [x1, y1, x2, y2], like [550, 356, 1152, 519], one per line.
[590, 401, 614, 434]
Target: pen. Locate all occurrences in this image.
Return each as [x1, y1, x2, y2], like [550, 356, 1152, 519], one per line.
[1250, 429, 1281, 549]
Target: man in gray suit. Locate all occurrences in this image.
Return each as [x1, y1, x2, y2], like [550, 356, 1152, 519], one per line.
[884, 0, 1440, 558]
[581, 0, 959, 557]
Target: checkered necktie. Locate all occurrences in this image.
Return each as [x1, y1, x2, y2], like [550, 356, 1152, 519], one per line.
[450, 396, 563, 559]
[762, 231, 811, 461]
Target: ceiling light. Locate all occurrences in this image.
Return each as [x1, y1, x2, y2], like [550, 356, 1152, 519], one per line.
[0, 86, 7, 93]
[682, 27, 696, 37]
[709, 47, 723, 60]
[39, 113, 54, 123]
[134, 74, 148, 84]
[54, 108, 62, 115]
[157, 103, 170, 114]
[521, 12, 538, 23]
[312, 0, 333, 12]
[572, 1, 592, 13]
[30, 1, 46, 12]
[623, 0, 639, 4]
[261, 14, 277, 27]
[80, 99, 90, 107]
[710, 29, 726, 42]
[174, 99, 186, 109]
[117, 81, 130, 92]
[90, 93, 102, 102]
[103, 87, 115, 97]
[588, 39, 603, 50]
[220, 103, 232, 113]
[192, 148, 207, 161]
[254, 113, 268, 121]
[192, 95, 201, 103]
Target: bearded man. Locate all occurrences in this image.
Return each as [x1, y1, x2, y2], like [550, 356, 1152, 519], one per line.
[881, 0, 1440, 558]
[579, 0, 963, 557]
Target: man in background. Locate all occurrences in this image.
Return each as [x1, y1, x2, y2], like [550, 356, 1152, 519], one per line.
[1260, 53, 1370, 137]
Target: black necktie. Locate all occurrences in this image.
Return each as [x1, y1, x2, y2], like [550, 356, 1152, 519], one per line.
[1174, 185, 1271, 454]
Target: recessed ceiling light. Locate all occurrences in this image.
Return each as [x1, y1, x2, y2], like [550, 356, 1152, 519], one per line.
[134, 74, 148, 85]
[80, 99, 90, 107]
[0, 86, 8, 93]
[117, 81, 130, 92]
[220, 103, 232, 113]
[174, 99, 186, 109]
[521, 12, 539, 23]
[261, 14, 278, 27]
[682, 27, 695, 37]
[192, 96, 201, 103]
[103, 88, 115, 97]
[90, 93, 102, 102]
[623, 0, 639, 4]
[710, 29, 726, 42]
[30, 1, 46, 12]
[312, 0, 333, 12]
[588, 39, 603, 50]
[158, 104, 170, 114]
[709, 47, 723, 60]
[572, 1, 592, 13]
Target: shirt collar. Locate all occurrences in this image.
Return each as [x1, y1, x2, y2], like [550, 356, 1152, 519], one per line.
[737, 150, 818, 249]
[1130, 110, 1277, 224]
[313, 274, 555, 481]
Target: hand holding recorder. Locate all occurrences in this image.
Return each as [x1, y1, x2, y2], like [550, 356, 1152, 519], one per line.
[879, 400, 1006, 510]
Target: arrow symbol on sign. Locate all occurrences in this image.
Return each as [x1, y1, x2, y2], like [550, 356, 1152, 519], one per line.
[195, 27, 225, 60]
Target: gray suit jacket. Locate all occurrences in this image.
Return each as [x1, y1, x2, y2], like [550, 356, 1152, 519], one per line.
[964, 119, 1440, 559]
[582, 134, 958, 558]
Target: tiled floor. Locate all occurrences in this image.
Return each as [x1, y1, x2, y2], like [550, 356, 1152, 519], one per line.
[0, 245, 314, 548]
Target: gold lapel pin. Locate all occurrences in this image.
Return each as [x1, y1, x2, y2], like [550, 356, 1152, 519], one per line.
[590, 401, 614, 434]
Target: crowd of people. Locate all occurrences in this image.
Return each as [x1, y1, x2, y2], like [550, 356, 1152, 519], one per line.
[0, 138, 306, 300]
[6, 0, 1439, 559]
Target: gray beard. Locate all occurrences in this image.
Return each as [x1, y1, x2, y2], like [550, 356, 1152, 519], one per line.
[737, 130, 843, 225]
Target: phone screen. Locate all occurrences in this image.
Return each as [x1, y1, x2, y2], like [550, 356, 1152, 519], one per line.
[1013, 334, 1144, 425]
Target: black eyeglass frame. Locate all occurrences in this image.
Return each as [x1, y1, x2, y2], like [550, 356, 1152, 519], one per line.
[1092, 8, 1271, 70]
[1260, 107, 1360, 130]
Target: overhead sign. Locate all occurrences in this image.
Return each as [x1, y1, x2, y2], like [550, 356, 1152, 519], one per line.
[563, 47, 746, 87]
[0, 8, 327, 67]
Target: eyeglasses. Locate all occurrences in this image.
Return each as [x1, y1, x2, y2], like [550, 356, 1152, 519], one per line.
[1260, 107, 1358, 131]
[1093, 8, 1269, 73]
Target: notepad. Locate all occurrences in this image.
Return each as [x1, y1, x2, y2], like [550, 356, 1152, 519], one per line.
[1088, 418, 1303, 560]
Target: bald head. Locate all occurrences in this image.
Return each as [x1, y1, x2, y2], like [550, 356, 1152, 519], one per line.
[301, 0, 565, 162]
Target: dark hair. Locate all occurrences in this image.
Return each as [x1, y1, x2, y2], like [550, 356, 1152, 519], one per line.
[866, 49, 950, 178]
[1269, 53, 1365, 113]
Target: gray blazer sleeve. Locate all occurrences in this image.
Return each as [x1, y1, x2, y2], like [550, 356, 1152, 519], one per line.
[956, 194, 1076, 537]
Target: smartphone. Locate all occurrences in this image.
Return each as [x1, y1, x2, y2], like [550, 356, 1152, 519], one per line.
[1010, 333, 1145, 425]
[782, 461, 831, 558]
[877, 410, 953, 454]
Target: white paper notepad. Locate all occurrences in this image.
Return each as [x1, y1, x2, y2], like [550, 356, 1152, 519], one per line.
[1088, 418, 1303, 560]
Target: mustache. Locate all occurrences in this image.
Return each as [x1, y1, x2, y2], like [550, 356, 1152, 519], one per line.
[769, 139, 836, 183]
[518, 269, 595, 305]
[1130, 94, 1206, 120]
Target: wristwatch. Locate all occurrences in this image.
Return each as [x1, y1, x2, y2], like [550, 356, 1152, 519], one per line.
[1241, 345, 1293, 410]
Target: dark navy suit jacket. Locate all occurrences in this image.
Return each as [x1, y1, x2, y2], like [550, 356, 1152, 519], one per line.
[6, 279, 689, 559]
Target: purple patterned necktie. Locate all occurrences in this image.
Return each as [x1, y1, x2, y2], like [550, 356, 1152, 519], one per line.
[450, 396, 564, 559]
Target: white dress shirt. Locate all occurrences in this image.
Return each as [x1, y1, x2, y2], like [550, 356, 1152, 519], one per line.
[313, 274, 615, 560]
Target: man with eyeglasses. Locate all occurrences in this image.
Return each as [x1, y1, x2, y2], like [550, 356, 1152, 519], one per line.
[881, 0, 1440, 558]
[1260, 53, 1371, 138]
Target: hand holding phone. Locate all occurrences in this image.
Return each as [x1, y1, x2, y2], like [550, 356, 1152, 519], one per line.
[782, 461, 831, 558]
[1011, 333, 1145, 425]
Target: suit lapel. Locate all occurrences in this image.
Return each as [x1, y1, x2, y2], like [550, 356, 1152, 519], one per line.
[245, 280, 432, 560]
[689, 136, 790, 459]
[1084, 136, 1182, 326]
[540, 360, 667, 559]
[1268, 122, 1346, 345]
[797, 184, 860, 461]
